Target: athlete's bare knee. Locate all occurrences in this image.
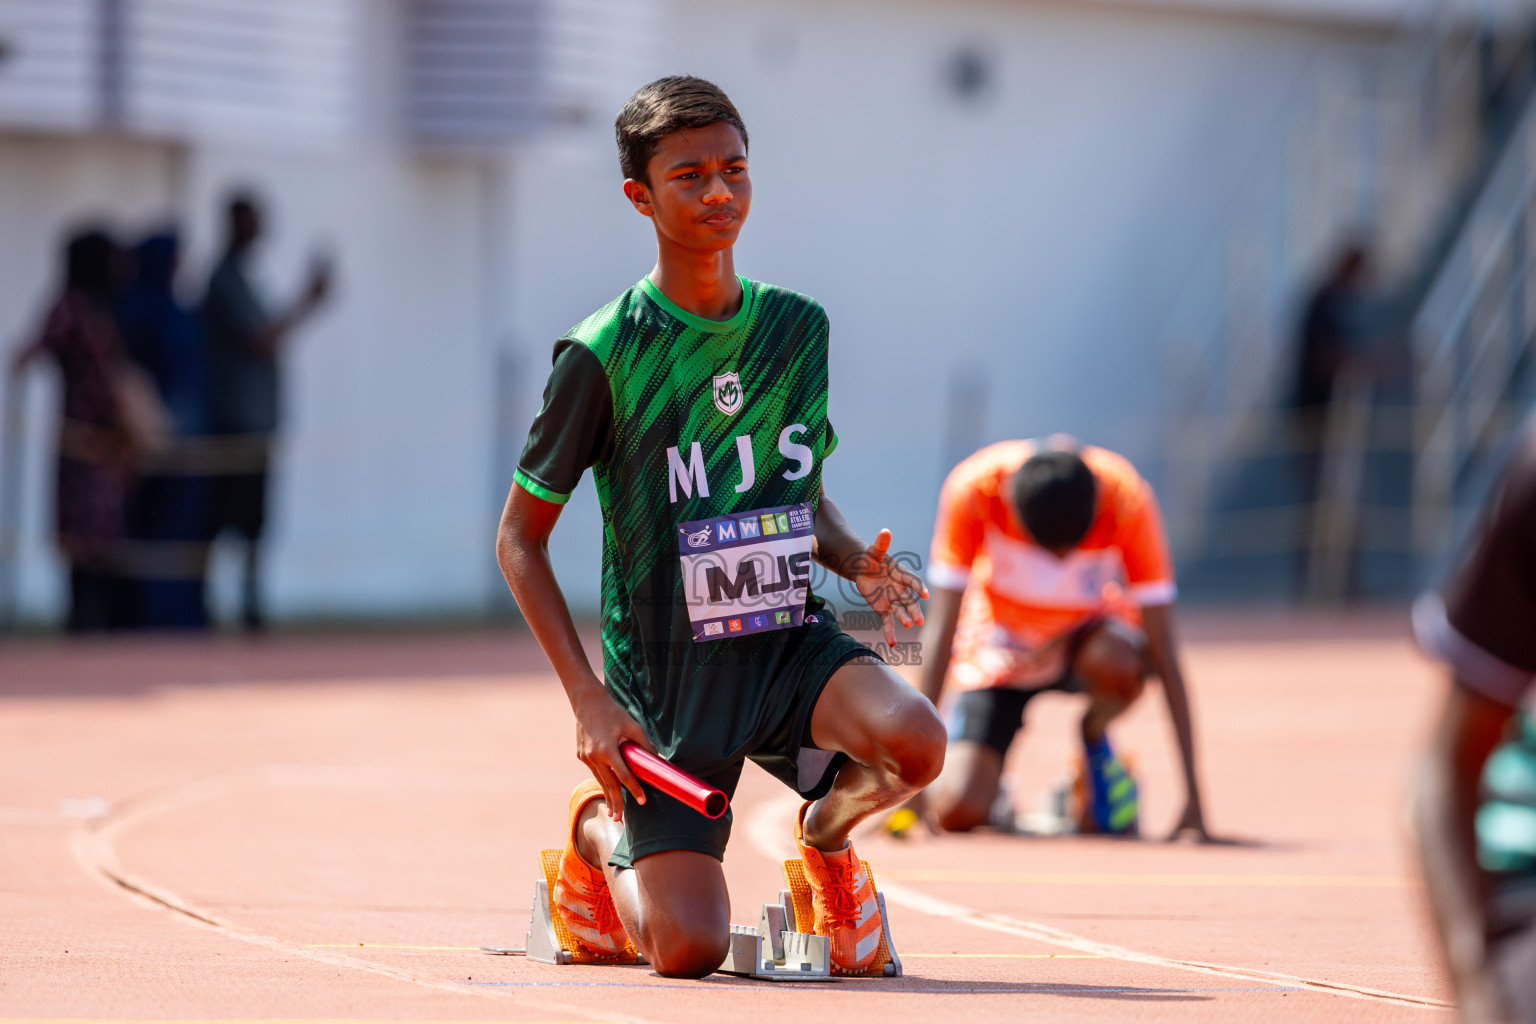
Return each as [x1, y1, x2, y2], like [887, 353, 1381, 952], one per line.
[1119, 672, 1147, 704]
[883, 700, 946, 789]
[1076, 629, 1144, 704]
[934, 793, 990, 832]
[643, 924, 728, 978]
[628, 851, 728, 977]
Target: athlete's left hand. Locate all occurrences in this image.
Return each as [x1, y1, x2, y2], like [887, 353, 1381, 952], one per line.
[852, 529, 929, 646]
[1167, 797, 1213, 843]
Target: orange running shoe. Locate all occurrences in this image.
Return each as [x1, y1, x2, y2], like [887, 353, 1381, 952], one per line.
[553, 779, 630, 957]
[794, 801, 882, 974]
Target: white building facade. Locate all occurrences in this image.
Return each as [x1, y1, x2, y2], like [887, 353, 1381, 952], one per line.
[0, 0, 1508, 622]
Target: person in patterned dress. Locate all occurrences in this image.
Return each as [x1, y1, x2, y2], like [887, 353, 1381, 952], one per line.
[11, 230, 135, 631]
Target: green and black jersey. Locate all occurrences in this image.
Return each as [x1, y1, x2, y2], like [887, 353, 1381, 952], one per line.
[517, 276, 862, 774]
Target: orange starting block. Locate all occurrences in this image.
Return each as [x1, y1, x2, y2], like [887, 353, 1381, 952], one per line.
[516, 850, 903, 979]
[781, 858, 903, 977]
[525, 849, 645, 966]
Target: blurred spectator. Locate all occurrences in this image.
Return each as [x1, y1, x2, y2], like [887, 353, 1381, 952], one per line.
[1292, 243, 1372, 424]
[201, 192, 332, 632]
[1288, 242, 1376, 600]
[117, 231, 212, 629]
[9, 229, 166, 631]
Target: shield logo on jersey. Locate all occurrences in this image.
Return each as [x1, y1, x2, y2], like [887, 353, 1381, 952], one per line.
[712, 372, 743, 416]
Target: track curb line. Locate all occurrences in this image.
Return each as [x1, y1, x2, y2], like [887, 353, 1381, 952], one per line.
[746, 795, 1453, 1012]
[67, 766, 668, 1024]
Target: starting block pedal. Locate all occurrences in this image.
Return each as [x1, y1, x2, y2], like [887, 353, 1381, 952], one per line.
[781, 858, 903, 977]
[717, 890, 835, 980]
[526, 849, 646, 966]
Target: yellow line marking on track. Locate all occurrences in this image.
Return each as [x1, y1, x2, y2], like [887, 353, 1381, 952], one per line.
[747, 796, 1453, 1012]
[884, 870, 1416, 889]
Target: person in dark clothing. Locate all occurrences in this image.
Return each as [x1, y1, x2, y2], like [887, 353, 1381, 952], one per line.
[200, 193, 331, 631]
[1415, 418, 1536, 1024]
[117, 231, 212, 629]
[9, 230, 138, 631]
[121, 234, 206, 439]
[1289, 243, 1375, 600]
[1294, 244, 1371, 413]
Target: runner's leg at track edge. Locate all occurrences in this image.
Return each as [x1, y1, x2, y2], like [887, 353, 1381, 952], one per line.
[574, 654, 943, 979]
[926, 736, 1007, 833]
[925, 620, 1146, 832]
[1076, 621, 1147, 748]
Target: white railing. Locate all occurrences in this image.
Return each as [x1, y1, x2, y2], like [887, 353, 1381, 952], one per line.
[1411, 89, 1536, 563]
[0, 374, 23, 630]
[1159, 11, 1480, 562]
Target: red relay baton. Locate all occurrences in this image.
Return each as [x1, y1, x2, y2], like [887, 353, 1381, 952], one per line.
[619, 742, 728, 819]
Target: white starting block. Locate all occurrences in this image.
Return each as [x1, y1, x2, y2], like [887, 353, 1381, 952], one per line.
[525, 877, 573, 965]
[717, 890, 835, 981]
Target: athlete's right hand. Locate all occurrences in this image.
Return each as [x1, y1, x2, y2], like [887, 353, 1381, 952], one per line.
[570, 677, 655, 824]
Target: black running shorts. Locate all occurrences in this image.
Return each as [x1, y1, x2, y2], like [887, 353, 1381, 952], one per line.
[609, 617, 876, 870]
[945, 615, 1144, 758]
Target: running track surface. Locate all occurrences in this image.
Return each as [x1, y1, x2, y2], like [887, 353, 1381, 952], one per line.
[0, 612, 1453, 1023]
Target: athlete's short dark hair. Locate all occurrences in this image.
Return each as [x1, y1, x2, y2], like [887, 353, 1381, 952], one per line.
[615, 76, 748, 184]
[1012, 449, 1098, 551]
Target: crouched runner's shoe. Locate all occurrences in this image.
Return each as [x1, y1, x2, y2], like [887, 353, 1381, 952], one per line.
[1082, 733, 1139, 835]
[554, 779, 630, 956]
[795, 801, 882, 973]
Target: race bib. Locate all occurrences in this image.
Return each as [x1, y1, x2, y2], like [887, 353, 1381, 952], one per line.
[678, 502, 814, 642]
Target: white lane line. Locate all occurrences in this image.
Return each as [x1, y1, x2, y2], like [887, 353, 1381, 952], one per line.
[1, 797, 110, 825]
[883, 869, 1414, 889]
[68, 766, 673, 1024]
[746, 795, 1452, 1011]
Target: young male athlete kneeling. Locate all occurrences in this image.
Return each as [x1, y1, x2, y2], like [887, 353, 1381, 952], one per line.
[910, 439, 1209, 838]
[496, 77, 945, 979]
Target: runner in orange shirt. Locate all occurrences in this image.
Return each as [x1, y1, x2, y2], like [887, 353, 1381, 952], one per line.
[912, 438, 1210, 838]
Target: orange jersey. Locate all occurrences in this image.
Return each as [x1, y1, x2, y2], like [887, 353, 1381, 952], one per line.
[929, 441, 1176, 691]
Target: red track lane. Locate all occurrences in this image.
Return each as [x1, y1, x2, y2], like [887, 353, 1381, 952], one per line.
[0, 614, 1452, 1022]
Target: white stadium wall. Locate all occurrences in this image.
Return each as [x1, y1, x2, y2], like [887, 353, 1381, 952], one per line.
[0, 0, 99, 130]
[519, 0, 1404, 611]
[0, 0, 1436, 621]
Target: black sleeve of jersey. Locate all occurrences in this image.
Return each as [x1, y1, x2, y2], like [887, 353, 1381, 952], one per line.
[1425, 423, 1536, 703]
[820, 305, 837, 458]
[514, 340, 614, 504]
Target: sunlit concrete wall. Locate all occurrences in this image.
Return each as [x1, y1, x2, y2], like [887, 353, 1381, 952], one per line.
[519, 0, 1406, 611]
[2, 0, 1425, 622]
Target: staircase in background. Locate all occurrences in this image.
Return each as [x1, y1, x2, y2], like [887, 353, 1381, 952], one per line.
[1165, 8, 1536, 602]
[1411, 86, 1536, 575]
